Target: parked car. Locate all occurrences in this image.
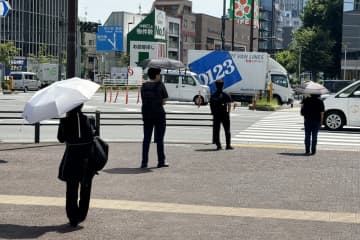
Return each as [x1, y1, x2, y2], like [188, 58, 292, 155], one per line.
[10, 71, 41, 92]
[323, 80, 355, 93]
[322, 80, 360, 130]
[161, 70, 210, 105]
[144, 69, 210, 105]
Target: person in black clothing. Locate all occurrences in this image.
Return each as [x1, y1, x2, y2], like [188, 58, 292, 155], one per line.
[300, 94, 325, 155]
[210, 79, 233, 150]
[140, 67, 169, 168]
[57, 104, 97, 227]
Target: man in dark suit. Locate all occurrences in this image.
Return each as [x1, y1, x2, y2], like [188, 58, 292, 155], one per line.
[210, 79, 233, 150]
[140, 68, 169, 168]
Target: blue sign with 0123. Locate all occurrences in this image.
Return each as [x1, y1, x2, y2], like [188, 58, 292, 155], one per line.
[188, 51, 242, 93]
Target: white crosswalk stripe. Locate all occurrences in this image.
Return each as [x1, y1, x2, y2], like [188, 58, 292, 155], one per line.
[233, 110, 360, 148]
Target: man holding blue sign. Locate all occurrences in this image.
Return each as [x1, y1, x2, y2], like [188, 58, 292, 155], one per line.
[210, 79, 233, 150]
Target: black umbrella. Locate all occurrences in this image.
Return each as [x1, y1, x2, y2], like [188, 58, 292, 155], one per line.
[137, 58, 185, 70]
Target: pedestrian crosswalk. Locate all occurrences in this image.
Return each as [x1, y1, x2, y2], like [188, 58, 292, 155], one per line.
[232, 109, 360, 149]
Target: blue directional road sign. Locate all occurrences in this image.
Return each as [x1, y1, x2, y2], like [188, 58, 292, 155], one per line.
[96, 26, 123, 52]
[0, 1, 11, 17]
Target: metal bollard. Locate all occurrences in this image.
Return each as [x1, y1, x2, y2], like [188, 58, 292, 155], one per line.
[95, 110, 100, 136]
[34, 122, 40, 143]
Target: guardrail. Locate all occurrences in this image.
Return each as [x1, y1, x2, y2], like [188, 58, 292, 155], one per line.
[0, 110, 213, 143]
[100, 78, 142, 86]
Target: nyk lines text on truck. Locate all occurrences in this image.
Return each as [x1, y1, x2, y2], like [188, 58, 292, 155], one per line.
[187, 50, 294, 105]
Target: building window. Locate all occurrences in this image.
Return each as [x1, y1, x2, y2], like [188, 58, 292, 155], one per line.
[169, 22, 179, 35]
[191, 21, 195, 30]
[183, 19, 188, 28]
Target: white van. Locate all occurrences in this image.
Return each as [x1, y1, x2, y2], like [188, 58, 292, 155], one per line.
[160, 70, 210, 105]
[322, 80, 360, 130]
[10, 71, 41, 92]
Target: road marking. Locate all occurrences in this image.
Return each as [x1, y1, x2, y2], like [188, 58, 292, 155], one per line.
[231, 143, 360, 151]
[234, 110, 360, 149]
[0, 194, 359, 224]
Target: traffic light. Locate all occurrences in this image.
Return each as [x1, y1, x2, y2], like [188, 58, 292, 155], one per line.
[80, 21, 99, 33]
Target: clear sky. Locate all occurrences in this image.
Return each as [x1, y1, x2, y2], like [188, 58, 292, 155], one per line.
[78, 0, 225, 24]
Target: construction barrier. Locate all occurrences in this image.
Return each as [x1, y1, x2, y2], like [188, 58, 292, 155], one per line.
[103, 86, 142, 104]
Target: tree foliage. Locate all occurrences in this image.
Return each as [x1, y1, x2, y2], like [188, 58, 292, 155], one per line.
[277, 0, 343, 81]
[300, 0, 343, 79]
[274, 50, 297, 74]
[28, 45, 57, 64]
[0, 42, 20, 68]
[291, 26, 335, 80]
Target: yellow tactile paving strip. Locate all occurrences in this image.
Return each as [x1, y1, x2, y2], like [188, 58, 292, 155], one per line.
[0, 194, 359, 224]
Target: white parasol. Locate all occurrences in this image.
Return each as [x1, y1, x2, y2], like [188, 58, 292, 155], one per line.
[22, 77, 100, 124]
[296, 81, 329, 95]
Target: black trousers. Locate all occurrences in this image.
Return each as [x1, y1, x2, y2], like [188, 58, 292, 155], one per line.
[142, 116, 166, 165]
[66, 179, 92, 223]
[213, 114, 231, 147]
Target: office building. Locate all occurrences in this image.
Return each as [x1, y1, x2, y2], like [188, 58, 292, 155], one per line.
[0, 0, 68, 59]
[194, 14, 254, 52]
[259, 0, 284, 54]
[342, 1, 360, 80]
[282, 0, 304, 17]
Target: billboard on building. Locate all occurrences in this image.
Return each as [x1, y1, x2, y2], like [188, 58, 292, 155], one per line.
[228, 0, 259, 28]
[154, 9, 166, 40]
[127, 9, 167, 66]
[129, 41, 167, 67]
[6, 57, 27, 75]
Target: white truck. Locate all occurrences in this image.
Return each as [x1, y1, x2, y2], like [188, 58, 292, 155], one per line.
[37, 63, 59, 87]
[187, 50, 294, 105]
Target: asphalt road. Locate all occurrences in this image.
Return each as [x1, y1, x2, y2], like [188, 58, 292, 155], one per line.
[0, 91, 270, 143]
[1, 142, 360, 239]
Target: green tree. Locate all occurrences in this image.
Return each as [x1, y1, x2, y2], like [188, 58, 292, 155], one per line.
[298, 0, 343, 79]
[291, 27, 335, 81]
[117, 53, 130, 67]
[274, 50, 297, 74]
[28, 45, 56, 64]
[0, 41, 20, 69]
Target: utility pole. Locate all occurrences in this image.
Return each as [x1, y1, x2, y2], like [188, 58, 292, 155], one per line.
[249, 0, 255, 52]
[231, 0, 235, 51]
[67, 0, 78, 78]
[221, 0, 226, 50]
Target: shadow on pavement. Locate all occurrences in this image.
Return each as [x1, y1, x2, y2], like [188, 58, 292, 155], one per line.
[103, 167, 152, 174]
[0, 223, 82, 239]
[194, 148, 218, 152]
[0, 160, 8, 164]
[278, 152, 308, 157]
[320, 128, 360, 134]
[0, 144, 59, 152]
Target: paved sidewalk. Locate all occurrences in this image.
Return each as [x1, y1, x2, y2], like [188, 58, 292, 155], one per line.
[0, 142, 360, 239]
